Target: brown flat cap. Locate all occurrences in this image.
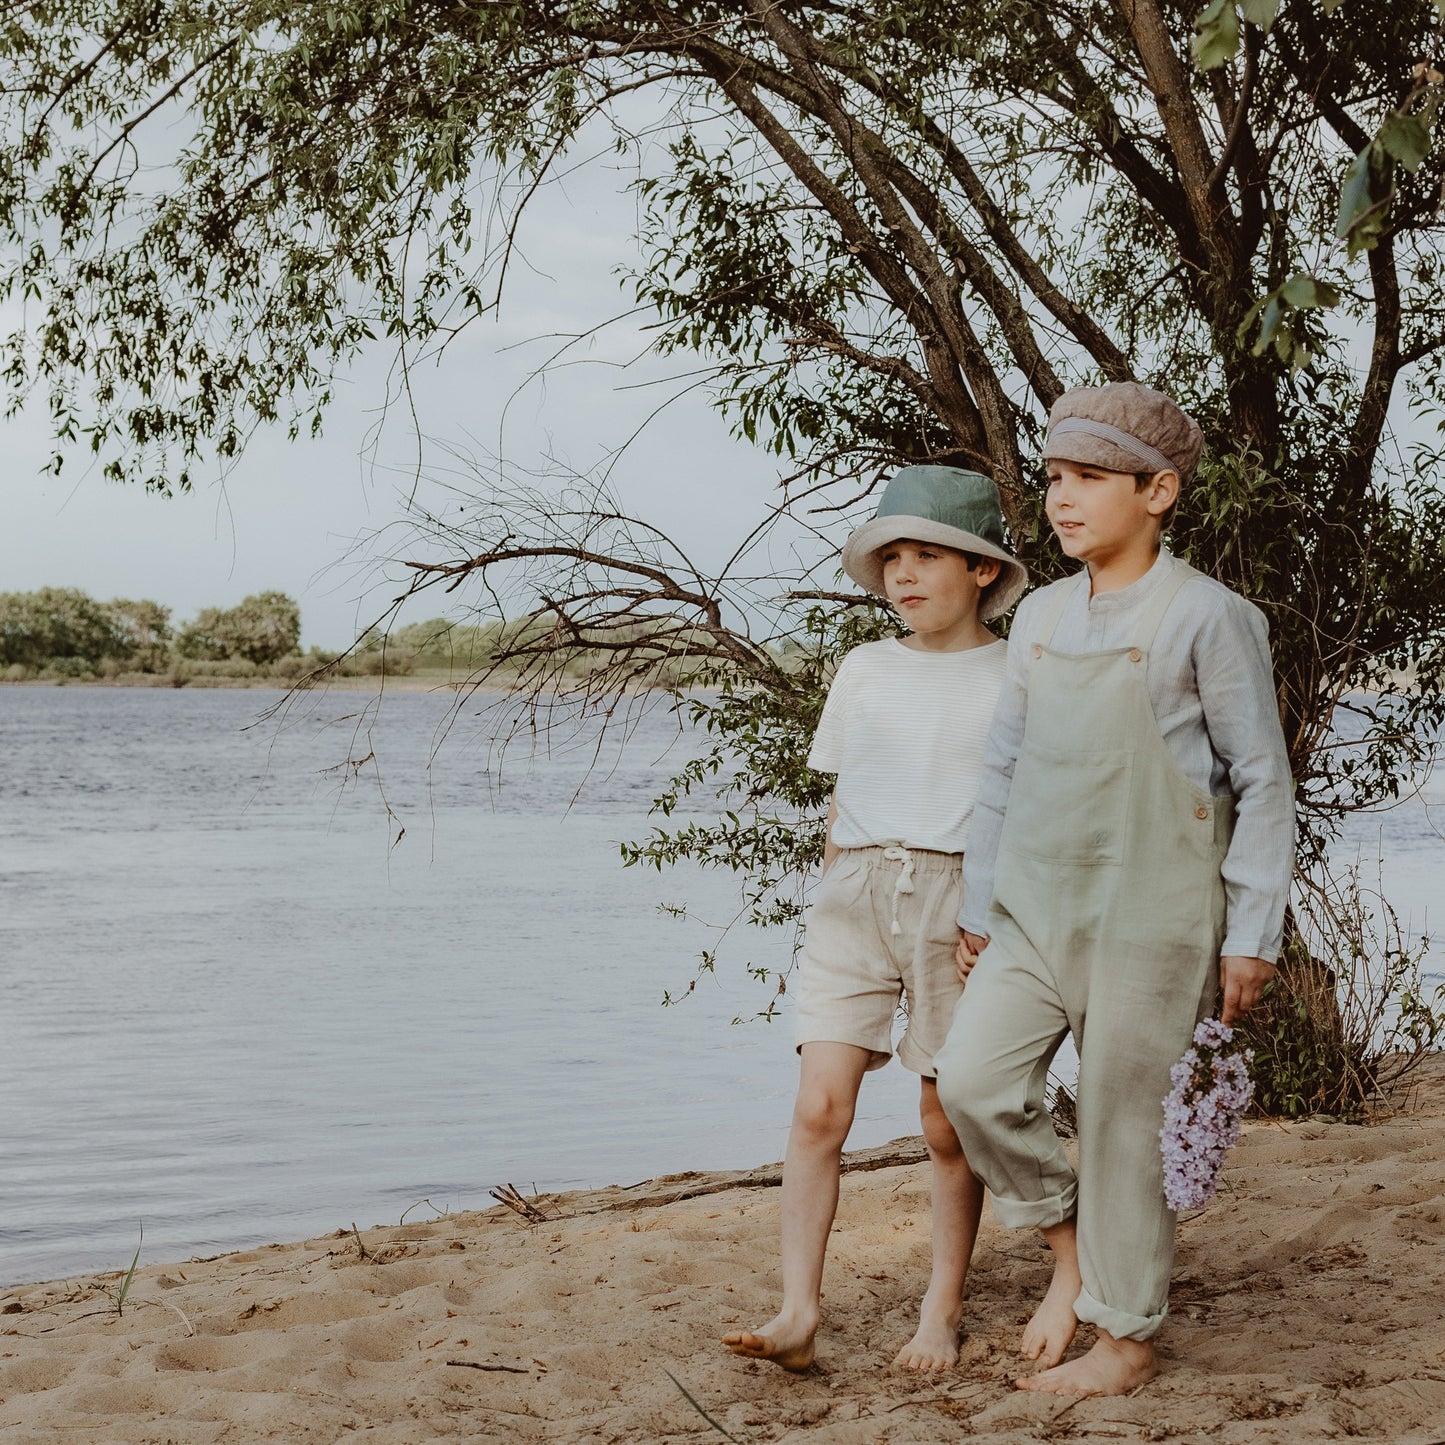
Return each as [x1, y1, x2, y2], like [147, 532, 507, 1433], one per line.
[1043, 382, 1203, 479]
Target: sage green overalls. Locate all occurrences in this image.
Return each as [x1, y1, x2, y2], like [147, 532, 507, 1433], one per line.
[935, 563, 1234, 1340]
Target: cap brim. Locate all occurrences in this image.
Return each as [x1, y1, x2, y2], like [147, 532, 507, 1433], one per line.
[1042, 433, 1172, 476]
[841, 517, 1029, 621]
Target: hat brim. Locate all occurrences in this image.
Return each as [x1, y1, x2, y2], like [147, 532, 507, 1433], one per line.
[1042, 433, 1179, 477]
[841, 517, 1029, 621]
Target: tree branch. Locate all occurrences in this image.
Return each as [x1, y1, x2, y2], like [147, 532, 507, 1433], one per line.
[1349, 234, 1402, 486]
[787, 21, 1133, 383]
[683, 44, 990, 463]
[1207, 38, 1258, 194]
[741, 0, 1022, 479]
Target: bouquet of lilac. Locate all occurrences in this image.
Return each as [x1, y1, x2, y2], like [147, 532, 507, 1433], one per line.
[1159, 1018, 1255, 1211]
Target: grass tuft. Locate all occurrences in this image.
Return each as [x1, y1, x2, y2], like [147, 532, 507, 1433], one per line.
[111, 1223, 143, 1317]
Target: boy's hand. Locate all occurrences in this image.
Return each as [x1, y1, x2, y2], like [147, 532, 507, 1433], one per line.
[955, 930, 988, 986]
[1220, 955, 1276, 1025]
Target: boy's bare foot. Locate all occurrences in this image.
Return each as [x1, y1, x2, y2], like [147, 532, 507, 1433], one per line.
[1019, 1267, 1079, 1368]
[722, 1312, 817, 1372]
[1016, 1333, 1157, 1396]
[893, 1295, 963, 1370]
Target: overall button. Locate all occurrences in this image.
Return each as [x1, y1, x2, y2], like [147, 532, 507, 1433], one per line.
[1129, 647, 1142, 663]
[1194, 805, 1210, 820]
[1033, 644, 1043, 659]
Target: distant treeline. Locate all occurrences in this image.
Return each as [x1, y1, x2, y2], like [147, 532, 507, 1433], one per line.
[0, 587, 503, 684]
[0, 587, 300, 681]
[1, 587, 761, 688]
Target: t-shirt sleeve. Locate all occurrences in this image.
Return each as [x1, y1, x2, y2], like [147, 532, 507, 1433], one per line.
[807, 653, 853, 773]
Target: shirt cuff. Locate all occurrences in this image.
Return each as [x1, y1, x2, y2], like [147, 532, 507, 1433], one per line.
[1220, 936, 1281, 965]
[957, 906, 991, 937]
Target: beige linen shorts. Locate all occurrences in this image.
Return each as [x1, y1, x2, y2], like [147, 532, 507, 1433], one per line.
[794, 845, 964, 1078]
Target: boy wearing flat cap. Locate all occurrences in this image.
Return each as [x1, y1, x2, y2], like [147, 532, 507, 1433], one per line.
[934, 382, 1295, 1394]
[725, 466, 1027, 1373]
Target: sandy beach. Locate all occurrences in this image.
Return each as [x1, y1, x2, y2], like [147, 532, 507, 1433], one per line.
[3, 1059, 1444, 1444]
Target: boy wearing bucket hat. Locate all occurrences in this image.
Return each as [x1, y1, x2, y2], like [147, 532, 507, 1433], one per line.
[723, 465, 1027, 1373]
[933, 382, 1294, 1395]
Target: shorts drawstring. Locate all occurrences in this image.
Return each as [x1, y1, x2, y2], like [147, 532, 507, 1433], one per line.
[881, 844, 916, 936]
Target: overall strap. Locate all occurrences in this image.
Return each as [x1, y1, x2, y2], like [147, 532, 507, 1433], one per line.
[1134, 561, 1199, 653]
[1037, 574, 1085, 647]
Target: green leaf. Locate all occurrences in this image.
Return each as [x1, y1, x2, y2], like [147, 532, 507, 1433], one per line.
[1252, 294, 1284, 356]
[1235, 294, 1268, 348]
[1192, 0, 1241, 70]
[1378, 111, 1433, 174]
[1335, 142, 1393, 257]
[1240, 0, 1280, 29]
[1279, 275, 1342, 309]
[1244, 274, 1339, 361]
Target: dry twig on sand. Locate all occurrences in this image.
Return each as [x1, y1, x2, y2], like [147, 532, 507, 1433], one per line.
[488, 1184, 550, 1224]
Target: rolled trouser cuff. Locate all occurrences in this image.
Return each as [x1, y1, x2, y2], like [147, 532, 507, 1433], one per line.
[1074, 1286, 1166, 1341]
[987, 1182, 1078, 1231]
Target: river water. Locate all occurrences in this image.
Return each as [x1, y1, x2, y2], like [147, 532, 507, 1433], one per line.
[1, 685, 1440, 1287]
[0, 685, 918, 1287]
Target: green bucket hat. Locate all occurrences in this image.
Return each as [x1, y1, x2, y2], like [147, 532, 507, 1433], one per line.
[841, 466, 1029, 621]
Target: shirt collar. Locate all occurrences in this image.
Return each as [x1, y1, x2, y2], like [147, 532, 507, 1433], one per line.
[1080, 548, 1175, 611]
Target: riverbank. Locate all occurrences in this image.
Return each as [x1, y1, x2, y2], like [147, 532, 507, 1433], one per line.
[3, 1059, 1443, 1444]
[0, 671, 688, 694]
[0, 671, 492, 692]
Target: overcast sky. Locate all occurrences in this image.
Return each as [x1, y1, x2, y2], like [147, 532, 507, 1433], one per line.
[2, 150, 786, 651]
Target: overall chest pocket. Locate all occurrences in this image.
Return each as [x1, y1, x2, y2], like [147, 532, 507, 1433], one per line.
[1000, 743, 1132, 866]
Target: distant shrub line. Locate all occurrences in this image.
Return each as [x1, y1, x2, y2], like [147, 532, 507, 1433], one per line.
[1, 587, 304, 683]
[0, 588, 665, 686]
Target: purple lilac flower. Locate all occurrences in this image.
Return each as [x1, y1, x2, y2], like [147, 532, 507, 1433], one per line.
[1159, 1019, 1255, 1211]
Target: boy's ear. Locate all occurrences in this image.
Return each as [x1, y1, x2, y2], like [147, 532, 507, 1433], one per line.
[975, 556, 1002, 588]
[1144, 469, 1181, 517]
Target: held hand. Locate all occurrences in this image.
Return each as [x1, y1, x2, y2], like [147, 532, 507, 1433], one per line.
[1220, 955, 1276, 1026]
[955, 929, 989, 987]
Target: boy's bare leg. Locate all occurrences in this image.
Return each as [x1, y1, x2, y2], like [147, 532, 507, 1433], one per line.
[894, 1078, 983, 1370]
[1016, 1329, 1157, 1396]
[723, 1041, 871, 1370]
[1018, 1217, 1081, 1370]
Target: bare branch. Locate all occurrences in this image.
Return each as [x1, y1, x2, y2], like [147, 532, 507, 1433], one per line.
[1206, 38, 1258, 194]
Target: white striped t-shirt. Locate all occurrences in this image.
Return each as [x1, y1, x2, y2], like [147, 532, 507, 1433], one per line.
[808, 637, 1008, 854]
